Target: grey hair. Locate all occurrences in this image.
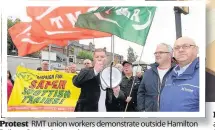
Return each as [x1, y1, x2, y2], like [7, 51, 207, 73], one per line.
[41, 61, 49, 65]
[84, 59, 92, 63]
[70, 63, 76, 67]
[158, 43, 173, 54]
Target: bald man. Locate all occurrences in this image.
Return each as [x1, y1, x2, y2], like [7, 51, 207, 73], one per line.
[69, 63, 77, 74]
[83, 59, 92, 68]
[41, 61, 49, 71]
[160, 37, 199, 112]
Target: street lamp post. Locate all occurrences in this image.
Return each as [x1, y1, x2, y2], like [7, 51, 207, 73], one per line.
[174, 6, 189, 39]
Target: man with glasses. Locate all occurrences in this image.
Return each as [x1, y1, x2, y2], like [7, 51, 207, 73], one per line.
[160, 37, 199, 112]
[83, 59, 92, 68]
[137, 43, 175, 112]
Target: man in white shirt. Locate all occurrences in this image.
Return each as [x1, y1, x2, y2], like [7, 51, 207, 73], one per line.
[137, 43, 175, 112]
[73, 48, 107, 112]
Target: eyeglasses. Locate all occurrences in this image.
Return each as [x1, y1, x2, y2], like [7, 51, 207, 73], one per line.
[154, 52, 170, 55]
[174, 44, 196, 51]
[84, 63, 90, 65]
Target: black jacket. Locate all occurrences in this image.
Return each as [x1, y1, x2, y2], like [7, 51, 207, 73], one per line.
[137, 63, 175, 112]
[106, 76, 141, 112]
[72, 68, 101, 111]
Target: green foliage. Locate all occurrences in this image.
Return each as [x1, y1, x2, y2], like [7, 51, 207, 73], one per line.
[77, 51, 93, 61]
[127, 46, 138, 63]
[25, 51, 41, 58]
[70, 47, 75, 54]
[7, 17, 21, 55]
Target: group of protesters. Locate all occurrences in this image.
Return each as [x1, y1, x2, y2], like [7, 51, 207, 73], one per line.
[7, 36, 199, 112]
[72, 36, 199, 112]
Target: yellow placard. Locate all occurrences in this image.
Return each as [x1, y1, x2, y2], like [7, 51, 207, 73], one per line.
[8, 66, 80, 112]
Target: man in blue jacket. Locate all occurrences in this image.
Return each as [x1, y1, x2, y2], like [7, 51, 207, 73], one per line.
[137, 43, 175, 111]
[160, 37, 199, 112]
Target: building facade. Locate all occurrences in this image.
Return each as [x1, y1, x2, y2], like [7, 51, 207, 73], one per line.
[42, 41, 124, 70]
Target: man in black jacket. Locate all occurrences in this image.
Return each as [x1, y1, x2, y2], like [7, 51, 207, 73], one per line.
[137, 43, 175, 112]
[106, 61, 141, 112]
[72, 48, 107, 112]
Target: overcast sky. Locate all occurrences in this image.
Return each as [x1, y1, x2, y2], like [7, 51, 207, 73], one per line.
[7, 5, 204, 64]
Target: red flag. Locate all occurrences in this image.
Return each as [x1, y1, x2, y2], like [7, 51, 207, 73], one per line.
[9, 22, 68, 56]
[26, 6, 111, 40]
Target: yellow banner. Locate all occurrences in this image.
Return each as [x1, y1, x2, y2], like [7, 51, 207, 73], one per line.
[8, 66, 80, 112]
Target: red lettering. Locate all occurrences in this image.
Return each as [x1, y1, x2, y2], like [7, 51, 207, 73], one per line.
[29, 80, 37, 89]
[58, 80, 67, 89]
[29, 80, 67, 90]
[44, 81, 52, 89]
[36, 80, 45, 89]
[52, 80, 59, 89]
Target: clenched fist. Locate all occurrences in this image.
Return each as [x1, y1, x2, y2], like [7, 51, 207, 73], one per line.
[94, 61, 104, 73]
[126, 96, 132, 103]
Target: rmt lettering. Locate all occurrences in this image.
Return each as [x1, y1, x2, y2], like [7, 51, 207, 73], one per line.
[0, 121, 28, 127]
[32, 120, 46, 127]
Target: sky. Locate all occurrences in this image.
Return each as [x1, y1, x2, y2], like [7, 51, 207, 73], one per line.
[7, 5, 204, 64]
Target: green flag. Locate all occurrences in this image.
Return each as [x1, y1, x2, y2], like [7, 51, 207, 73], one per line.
[75, 7, 156, 45]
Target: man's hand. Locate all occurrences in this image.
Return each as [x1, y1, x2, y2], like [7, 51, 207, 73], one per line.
[94, 61, 104, 73]
[113, 86, 120, 97]
[136, 72, 142, 78]
[126, 96, 132, 103]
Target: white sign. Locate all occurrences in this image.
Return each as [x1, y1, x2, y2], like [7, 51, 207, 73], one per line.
[51, 63, 65, 69]
[41, 51, 56, 61]
[133, 65, 142, 76]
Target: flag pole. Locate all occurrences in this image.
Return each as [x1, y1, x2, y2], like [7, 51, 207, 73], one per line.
[111, 35, 115, 62]
[125, 44, 145, 112]
[110, 35, 114, 89]
[111, 36, 112, 61]
[124, 7, 156, 112]
[48, 45, 51, 70]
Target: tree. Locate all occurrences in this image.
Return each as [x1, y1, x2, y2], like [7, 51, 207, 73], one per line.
[7, 17, 20, 55]
[7, 17, 41, 58]
[77, 51, 93, 61]
[127, 46, 138, 63]
[25, 51, 41, 58]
